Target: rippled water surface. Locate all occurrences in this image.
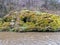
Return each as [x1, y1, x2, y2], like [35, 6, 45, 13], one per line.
[0, 32, 60, 45]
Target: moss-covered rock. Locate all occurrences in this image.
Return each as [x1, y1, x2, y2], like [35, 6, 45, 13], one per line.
[0, 10, 60, 32]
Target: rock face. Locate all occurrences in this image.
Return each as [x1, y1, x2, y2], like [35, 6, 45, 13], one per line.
[0, 0, 44, 17]
[3, 0, 44, 10]
[1, 0, 60, 17]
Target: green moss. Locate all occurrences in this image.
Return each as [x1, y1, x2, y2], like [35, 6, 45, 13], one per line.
[0, 10, 60, 32]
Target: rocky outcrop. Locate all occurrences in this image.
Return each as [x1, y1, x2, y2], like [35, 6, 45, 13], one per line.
[0, 0, 44, 17]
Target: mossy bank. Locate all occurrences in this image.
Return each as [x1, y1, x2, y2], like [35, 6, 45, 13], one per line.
[0, 10, 60, 32]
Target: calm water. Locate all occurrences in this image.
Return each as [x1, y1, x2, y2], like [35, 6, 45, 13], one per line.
[0, 32, 60, 45]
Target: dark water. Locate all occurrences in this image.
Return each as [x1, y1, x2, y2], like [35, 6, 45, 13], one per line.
[0, 32, 60, 45]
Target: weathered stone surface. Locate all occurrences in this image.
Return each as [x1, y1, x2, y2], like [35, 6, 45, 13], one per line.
[0, 32, 60, 45]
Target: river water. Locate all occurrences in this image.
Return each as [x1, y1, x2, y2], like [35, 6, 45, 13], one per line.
[0, 32, 60, 45]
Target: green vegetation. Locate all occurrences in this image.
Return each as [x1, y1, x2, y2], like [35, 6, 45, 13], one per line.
[0, 10, 60, 32]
